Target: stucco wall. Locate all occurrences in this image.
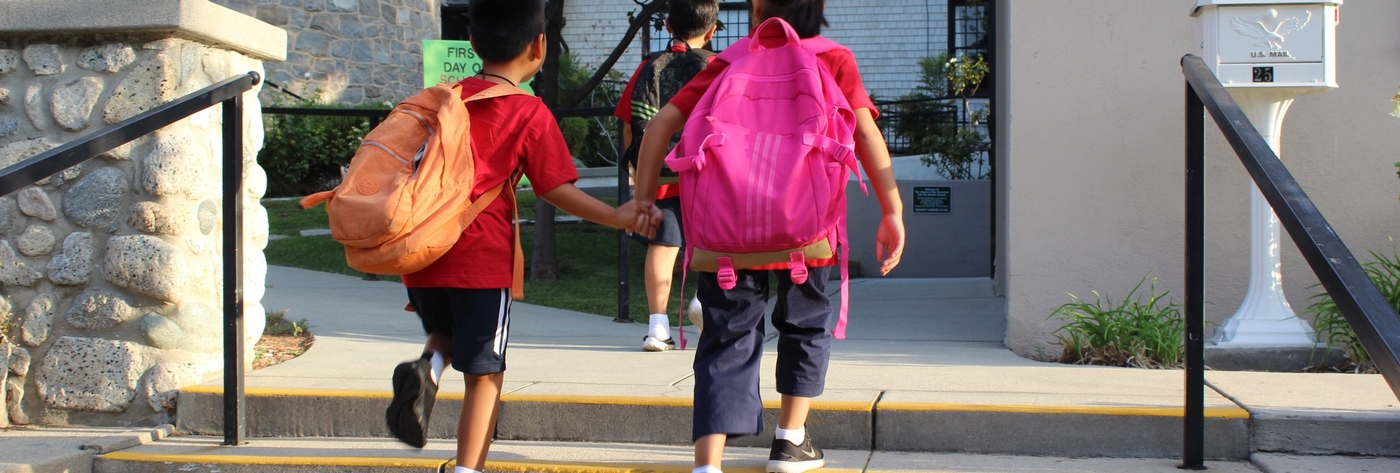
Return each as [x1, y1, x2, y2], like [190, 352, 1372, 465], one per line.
[998, 0, 1400, 357]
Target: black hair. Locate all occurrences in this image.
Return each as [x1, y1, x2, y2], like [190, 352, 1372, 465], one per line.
[667, 0, 720, 40]
[468, 0, 546, 63]
[747, 0, 827, 39]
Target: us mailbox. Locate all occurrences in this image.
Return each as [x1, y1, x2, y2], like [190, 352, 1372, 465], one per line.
[1193, 0, 1341, 88]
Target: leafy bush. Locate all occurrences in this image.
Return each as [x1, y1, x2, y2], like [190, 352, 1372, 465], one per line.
[557, 53, 625, 168]
[1048, 274, 1186, 368]
[891, 53, 991, 180]
[258, 93, 386, 197]
[1302, 249, 1400, 373]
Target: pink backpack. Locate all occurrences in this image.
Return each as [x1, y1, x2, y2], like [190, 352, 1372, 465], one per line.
[666, 18, 867, 348]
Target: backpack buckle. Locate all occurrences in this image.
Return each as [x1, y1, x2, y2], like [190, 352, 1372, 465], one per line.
[789, 251, 808, 285]
[717, 257, 737, 290]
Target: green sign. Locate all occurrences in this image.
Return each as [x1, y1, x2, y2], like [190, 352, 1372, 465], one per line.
[422, 40, 533, 93]
[912, 186, 952, 214]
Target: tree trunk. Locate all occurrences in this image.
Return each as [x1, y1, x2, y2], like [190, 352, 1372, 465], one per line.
[530, 0, 567, 281]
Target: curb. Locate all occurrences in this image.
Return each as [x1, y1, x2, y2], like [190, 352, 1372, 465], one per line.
[176, 386, 1252, 458]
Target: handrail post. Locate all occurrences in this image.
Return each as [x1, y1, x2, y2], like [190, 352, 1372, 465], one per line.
[1182, 81, 1207, 470]
[222, 93, 247, 446]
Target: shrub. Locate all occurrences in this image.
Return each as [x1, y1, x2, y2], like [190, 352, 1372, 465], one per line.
[891, 53, 991, 180]
[1302, 249, 1400, 373]
[258, 93, 386, 197]
[1048, 273, 1186, 368]
[556, 53, 625, 168]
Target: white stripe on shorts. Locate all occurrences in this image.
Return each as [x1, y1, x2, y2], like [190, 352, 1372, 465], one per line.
[493, 288, 510, 356]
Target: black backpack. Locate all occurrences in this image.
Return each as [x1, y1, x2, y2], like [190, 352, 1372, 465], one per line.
[624, 43, 716, 183]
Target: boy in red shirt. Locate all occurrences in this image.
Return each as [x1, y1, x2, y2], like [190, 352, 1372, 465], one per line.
[385, 2, 660, 472]
[615, 0, 720, 351]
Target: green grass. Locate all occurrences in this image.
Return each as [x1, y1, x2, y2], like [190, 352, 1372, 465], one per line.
[261, 195, 685, 324]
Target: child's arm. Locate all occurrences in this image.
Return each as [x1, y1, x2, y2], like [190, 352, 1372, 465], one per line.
[538, 183, 662, 238]
[632, 104, 686, 206]
[852, 108, 906, 276]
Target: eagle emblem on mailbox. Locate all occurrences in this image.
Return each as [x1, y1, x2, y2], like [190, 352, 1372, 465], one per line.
[1232, 9, 1312, 51]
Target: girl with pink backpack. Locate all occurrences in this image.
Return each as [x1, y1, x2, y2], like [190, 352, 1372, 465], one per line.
[632, 1, 906, 472]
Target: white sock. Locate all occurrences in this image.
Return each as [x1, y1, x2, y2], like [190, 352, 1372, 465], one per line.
[454, 467, 482, 473]
[648, 313, 671, 339]
[775, 426, 806, 444]
[429, 351, 445, 385]
[693, 466, 722, 473]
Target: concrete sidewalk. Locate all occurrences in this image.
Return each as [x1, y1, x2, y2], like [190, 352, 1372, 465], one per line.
[170, 266, 1400, 459]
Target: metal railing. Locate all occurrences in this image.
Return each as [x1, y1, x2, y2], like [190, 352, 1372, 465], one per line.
[1180, 54, 1400, 468]
[0, 72, 261, 446]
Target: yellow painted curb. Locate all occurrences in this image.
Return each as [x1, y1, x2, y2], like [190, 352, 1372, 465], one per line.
[182, 386, 872, 411]
[877, 402, 1250, 419]
[485, 460, 860, 473]
[182, 385, 394, 399]
[100, 451, 447, 468]
[102, 452, 864, 473]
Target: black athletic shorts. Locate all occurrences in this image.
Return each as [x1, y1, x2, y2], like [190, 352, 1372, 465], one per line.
[629, 196, 684, 248]
[406, 287, 512, 375]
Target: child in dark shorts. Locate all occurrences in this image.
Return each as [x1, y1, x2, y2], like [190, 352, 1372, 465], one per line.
[384, 2, 660, 472]
[615, 0, 720, 351]
[631, 1, 907, 472]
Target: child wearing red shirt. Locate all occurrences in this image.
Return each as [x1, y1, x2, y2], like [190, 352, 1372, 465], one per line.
[614, 0, 720, 352]
[386, 2, 659, 473]
[632, 1, 907, 472]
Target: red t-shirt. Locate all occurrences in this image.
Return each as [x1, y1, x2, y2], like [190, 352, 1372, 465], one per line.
[665, 35, 878, 270]
[615, 44, 717, 201]
[402, 78, 579, 289]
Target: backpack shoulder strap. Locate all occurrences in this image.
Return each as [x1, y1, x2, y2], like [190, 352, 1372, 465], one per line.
[463, 83, 530, 103]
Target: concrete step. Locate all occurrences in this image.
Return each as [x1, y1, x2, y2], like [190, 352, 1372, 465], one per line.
[1251, 453, 1400, 473]
[92, 436, 1267, 473]
[175, 385, 1252, 459]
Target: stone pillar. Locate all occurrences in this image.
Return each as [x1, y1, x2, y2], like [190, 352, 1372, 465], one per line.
[0, 0, 285, 425]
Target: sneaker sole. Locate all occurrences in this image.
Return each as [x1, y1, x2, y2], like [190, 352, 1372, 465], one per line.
[386, 362, 429, 448]
[641, 339, 673, 352]
[766, 458, 826, 473]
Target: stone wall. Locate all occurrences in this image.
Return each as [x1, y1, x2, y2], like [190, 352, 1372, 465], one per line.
[0, 36, 271, 426]
[211, 0, 440, 105]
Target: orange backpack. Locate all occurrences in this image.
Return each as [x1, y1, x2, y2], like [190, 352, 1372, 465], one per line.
[300, 83, 528, 299]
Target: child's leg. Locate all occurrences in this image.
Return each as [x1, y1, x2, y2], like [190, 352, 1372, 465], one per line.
[771, 267, 834, 428]
[695, 434, 726, 468]
[446, 288, 514, 472]
[645, 243, 681, 314]
[693, 269, 770, 467]
[457, 372, 504, 470]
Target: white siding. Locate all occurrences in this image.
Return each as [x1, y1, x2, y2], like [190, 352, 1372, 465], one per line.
[563, 1, 952, 103]
[824, 0, 949, 100]
[561, 2, 648, 81]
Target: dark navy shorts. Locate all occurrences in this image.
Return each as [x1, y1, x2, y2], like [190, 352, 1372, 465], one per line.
[691, 267, 833, 440]
[406, 287, 512, 375]
[629, 196, 683, 248]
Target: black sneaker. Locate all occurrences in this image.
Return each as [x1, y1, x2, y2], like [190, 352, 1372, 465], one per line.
[766, 434, 825, 473]
[386, 353, 437, 448]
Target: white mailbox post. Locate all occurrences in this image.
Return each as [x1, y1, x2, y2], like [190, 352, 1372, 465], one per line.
[1193, 0, 1341, 348]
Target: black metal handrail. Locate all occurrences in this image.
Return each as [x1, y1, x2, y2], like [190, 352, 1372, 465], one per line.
[2, 72, 260, 446]
[1180, 54, 1400, 468]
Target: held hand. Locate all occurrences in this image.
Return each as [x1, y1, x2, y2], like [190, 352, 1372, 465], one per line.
[875, 212, 906, 276]
[615, 200, 662, 239]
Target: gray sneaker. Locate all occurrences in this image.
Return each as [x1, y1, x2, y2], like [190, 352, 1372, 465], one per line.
[766, 434, 825, 473]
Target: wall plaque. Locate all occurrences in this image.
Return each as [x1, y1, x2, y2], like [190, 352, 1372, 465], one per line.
[912, 186, 951, 214]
